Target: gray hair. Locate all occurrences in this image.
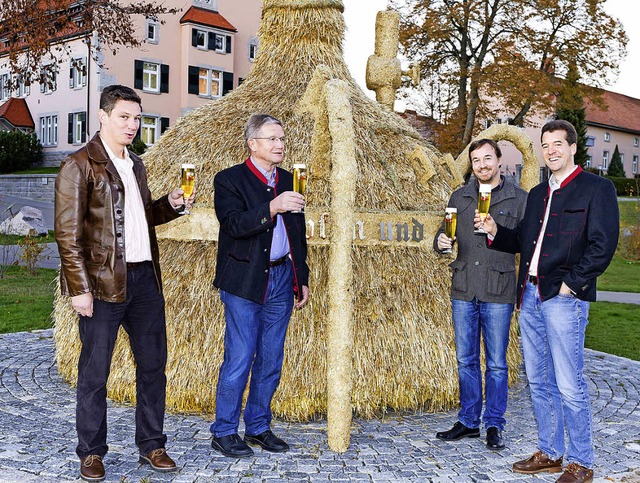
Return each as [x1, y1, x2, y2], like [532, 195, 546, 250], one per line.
[244, 114, 283, 146]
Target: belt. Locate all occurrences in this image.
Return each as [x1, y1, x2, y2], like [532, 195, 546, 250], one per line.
[528, 275, 538, 285]
[269, 255, 289, 267]
[127, 261, 151, 270]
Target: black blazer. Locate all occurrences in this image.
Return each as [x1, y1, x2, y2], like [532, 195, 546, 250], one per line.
[490, 167, 619, 307]
[213, 158, 309, 304]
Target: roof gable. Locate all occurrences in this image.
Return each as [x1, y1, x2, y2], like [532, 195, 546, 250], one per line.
[0, 97, 35, 130]
[179, 6, 237, 32]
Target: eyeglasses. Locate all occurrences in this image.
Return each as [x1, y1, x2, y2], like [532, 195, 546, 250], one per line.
[252, 137, 286, 144]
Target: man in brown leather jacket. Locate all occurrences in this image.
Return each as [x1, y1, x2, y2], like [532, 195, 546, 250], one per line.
[55, 85, 191, 482]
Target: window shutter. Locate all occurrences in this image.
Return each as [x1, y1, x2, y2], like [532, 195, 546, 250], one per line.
[134, 60, 143, 90]
[208, 32, 216, 51]
[192, 28, 198, 47]
[69, 64, 75, 88]
[188, 66, 199, 95]
[160, 117, 170, 134]
[225, 35, 232, 54]
[67, 113, 73, 144]
[222, 71, 233, 95]
[80, 112, 87, 143]
[160, 64, 169, 93]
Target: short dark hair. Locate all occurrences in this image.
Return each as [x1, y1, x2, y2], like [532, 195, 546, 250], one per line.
[245, 114, 282, 145]
[541, 119, 577, 145]
[468, 138, 502, 161]
[99, 85, 142, 114]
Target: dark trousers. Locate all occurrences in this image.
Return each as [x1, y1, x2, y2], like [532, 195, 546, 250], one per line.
[75, 262, 168, 458]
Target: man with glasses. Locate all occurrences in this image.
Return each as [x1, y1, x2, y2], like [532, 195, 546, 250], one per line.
[209, 114, 310, 458]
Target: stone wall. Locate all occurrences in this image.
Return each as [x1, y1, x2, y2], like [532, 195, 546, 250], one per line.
[0, 175, 56, 202]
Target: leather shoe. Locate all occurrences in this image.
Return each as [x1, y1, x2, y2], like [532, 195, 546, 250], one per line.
[435, 421, 480, 441]
[244, 429, 290, 453]
[556, 463, 594, 482]
[139, 448, 177, 472]
[513, 450, 563, 474]
[211, 433, 254, 458]
[486, 426, 505, 450]
[79, 455, 105, 482]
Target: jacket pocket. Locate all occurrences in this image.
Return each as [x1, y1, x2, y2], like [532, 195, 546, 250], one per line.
[227, 240, 253, 263]
[486, 261, 515, 296]
[559, 209, 586, 234]
[449, 259, 468, 293]
[494, 210, 519, 229]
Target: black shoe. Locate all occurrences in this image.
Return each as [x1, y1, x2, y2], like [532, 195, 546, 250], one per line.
[244, 430, 290, 453]
[435, 421, 480, 441]
[211, 434, 254, 458]
[486, 426, 505, 450]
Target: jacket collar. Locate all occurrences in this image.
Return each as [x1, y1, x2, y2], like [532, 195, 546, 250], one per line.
[558, 165, 582, 189]
[86, 132, 145, 185]
[245, 156, 279, 186]
[462, 175, 515, 202]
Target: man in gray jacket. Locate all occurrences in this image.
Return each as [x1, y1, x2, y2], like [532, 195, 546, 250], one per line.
[434, 139, 527, 450]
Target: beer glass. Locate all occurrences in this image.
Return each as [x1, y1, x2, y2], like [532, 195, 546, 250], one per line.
[292, 163, 307, 213]
[442, 207, 457, 254]
[180, 163, 195, 214]
[475, 183, 492, 233]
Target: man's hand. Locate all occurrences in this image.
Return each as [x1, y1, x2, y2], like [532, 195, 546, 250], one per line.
[168, 187, 196, 209]
[474, 210, 497, 237]
[437, 233, 455, 252]
[72, 292, 94, 318]
[270, 191, 304, 217]
[294, 285, 309, 310]
[559, 282, 573, 296]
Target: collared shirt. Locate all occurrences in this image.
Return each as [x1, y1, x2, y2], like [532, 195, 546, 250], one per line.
[529, 165, 579, 276]
[250, 157, 290, 261]
[101, 136, 152, 263]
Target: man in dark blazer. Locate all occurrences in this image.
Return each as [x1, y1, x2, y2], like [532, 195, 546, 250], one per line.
[477, 120, 619, 483]
[210, 114, 309, 458]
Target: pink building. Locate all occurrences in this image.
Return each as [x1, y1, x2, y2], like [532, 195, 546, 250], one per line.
[0, 0, 261, 165]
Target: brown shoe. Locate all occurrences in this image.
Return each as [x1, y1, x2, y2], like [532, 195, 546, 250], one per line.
[556, 463, 594, 483]
[139, 448, 177, 472]
[79, 455, 105, 482]
[513, 450, 563, 474]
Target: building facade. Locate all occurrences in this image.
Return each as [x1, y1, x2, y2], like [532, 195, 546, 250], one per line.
[0, 0, 261, 165]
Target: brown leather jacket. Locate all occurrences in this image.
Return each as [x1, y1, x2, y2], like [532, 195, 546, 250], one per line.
[54, 133, 181, 302]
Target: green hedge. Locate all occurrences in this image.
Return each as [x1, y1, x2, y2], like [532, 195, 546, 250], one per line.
[607, 176, 639, 197]
[0, 131, 43, 173]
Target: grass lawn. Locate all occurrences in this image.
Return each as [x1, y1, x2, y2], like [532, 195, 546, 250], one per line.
[586, 302, 640, 361]
[598, 257, 640, 293]
[0, 266, 57, 334]
[11, 166, 60, 175]
[618, 198, 639, 227]
[0, 231, 55, 245]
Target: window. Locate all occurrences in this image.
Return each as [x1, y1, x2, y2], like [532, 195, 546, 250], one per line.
[146, 18, 159, 43]
[635, 138, 639, 147]
[195, 29, 207, 49]
[39, 115, 58, 146]
[191, 28, 232, 54]
[69, 58, 87, 89]
[0, 73, 9, 100]
[633, 155, 638, 174]
[68, 112, 86, 144]
[620, 153, 625, 165]
[585, 136, 595, 147]
[602, 150, 609, 169]
[134, 60, 169, 93]
[604, 132, 611, 142]
[15, 76, 30, 97]
[249, 38, 258, 61]
[141, 116, 159, 145]
[585, 156, 592, 168]
[188, 66, 233, 97]
[40, 65, 57, 94]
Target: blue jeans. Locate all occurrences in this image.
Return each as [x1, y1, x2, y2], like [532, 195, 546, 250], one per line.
[451, 298, 513, 430]
[211, 261, 294, 437]
[520, 281, 593, 468]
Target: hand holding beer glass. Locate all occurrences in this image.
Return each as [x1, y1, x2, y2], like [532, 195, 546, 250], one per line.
[180, 163, 196, 214]
[474, 183, 492, 233]
[442, 207, 457, 254]
[292, 163, 307, 213]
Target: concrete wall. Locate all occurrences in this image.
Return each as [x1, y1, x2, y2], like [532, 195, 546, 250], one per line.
[0, 175, 56, 202]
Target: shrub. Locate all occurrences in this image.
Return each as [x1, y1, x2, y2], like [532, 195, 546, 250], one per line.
[607, 176, 638, 197]
[0, 130, 43, 173]
[129, 136, 147, 155]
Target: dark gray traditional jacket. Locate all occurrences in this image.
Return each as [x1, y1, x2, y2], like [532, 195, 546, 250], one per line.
[433, 175, 528, 304]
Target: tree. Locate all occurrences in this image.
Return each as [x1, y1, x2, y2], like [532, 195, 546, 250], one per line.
[395, 0, 627, 155]
[608, 144, 626, 178]
[556, 65, 589, 168]
[0, 0, 179, 90]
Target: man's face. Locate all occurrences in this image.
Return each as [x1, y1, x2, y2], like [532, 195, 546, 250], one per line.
[470, 143, 501, 185]
[99, 100, 141, 150]
[247, 123, 285, 170]
[541, 129, 577, 179]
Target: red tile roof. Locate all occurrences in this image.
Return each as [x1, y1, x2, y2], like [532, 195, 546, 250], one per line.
[179, 6, 237, 32]
[584, 89, 640, 134]
[0, 97, 35, 129]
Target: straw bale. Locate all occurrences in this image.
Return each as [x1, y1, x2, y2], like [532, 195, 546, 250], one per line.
[53, 0, 524, 425]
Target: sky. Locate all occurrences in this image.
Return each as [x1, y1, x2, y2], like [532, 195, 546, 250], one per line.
[343, 0, 639, 101]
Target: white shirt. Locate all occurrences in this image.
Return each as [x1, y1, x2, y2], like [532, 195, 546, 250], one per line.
[101, 137, 152, 263]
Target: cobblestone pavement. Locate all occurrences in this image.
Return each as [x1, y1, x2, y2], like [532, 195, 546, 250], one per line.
[0, 330, 638, 483]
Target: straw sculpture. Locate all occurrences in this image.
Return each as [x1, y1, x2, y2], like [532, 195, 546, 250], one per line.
[53, 0, 539, 451]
